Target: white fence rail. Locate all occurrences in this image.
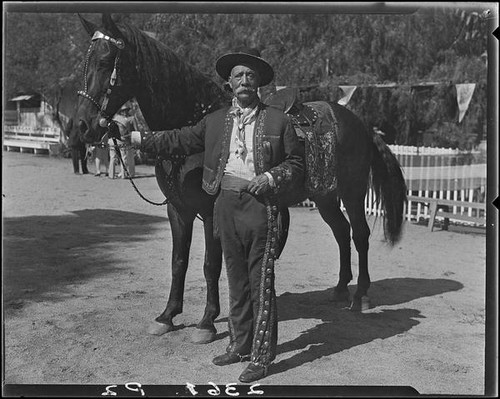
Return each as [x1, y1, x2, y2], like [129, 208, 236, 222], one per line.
[3, 125, 62, 153]
[4, 125, 60, 137]
[387, 144, 463, 155]
[298, 144, 487, 227]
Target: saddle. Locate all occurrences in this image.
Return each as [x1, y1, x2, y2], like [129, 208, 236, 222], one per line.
[264, 88, 338, 197]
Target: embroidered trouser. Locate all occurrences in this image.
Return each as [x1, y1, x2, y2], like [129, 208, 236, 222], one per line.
[215, 188, 278, 366]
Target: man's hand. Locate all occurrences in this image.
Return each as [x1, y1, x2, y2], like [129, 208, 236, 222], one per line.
[246, 174, 271, 196]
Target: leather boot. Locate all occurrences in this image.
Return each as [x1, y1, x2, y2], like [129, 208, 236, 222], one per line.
[212, 352, 249, 366]
[238, 363, 268, 383]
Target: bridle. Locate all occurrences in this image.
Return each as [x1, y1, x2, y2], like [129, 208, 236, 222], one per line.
[77, 30, 174, 209]
[78, 30, 125, 132]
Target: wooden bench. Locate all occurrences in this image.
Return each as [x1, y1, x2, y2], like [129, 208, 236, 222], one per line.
[407, 195, 486, 231]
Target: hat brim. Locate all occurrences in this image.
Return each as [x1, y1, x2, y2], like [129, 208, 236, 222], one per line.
[216, 53, 274, 87]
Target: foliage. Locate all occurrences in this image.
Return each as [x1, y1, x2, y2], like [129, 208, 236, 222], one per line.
[4, 13, 89, 105]
[3, 5, 490, 149]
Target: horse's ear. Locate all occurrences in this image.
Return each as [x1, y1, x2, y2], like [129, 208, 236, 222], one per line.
[102, 13, 123, 38]
[78, 14, 97, 36]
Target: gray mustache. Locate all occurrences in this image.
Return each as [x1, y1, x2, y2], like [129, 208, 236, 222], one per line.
[237, 88, 255, 94]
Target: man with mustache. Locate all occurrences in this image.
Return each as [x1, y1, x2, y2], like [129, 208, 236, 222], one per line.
[125, 48, 304, 383]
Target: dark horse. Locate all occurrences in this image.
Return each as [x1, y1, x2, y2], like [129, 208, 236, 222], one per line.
[77, 14, 407, 344]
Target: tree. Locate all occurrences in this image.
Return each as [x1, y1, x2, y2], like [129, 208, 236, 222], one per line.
[4, 8, 489, 149]
[4, 13, 90, 103]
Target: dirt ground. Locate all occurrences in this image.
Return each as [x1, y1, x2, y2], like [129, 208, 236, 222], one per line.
[2, 150, 490, 396]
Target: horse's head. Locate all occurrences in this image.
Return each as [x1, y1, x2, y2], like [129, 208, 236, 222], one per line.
[77, 14, 137, 144]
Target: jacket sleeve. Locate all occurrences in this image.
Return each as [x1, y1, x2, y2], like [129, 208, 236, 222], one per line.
[266, 117, 305, 196]
[138, 117, 207, 157]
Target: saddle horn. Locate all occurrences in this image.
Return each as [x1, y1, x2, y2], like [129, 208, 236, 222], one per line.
[78, 14, 98, 36]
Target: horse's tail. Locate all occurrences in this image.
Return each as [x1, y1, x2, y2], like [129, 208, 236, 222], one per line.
[370, 132, 407, 245]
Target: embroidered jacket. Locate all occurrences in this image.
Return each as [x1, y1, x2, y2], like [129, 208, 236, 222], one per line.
[138, 103, 304, 202]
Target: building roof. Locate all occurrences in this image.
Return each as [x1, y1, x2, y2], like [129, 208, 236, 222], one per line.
[9, 95, 35, 101]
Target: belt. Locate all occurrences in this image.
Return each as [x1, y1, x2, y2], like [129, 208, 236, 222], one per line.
[221, 174, 251, 192]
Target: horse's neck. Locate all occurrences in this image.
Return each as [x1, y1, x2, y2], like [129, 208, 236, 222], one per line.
[134, 93, 169, 131]
[132, 41, 227, 130]
[135, 81, 225, 131]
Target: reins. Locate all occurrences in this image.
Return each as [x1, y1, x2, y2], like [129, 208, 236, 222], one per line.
[111, 137, 170, 207]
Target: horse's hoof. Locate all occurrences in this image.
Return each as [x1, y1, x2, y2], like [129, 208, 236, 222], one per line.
[332, 288, 350, 303]
[191, 328, 217, 344]
[147, 321, 174, 336]
[349, 296, 371, 312]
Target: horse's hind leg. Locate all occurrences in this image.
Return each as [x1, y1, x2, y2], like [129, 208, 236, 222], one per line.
[191, 214, 223, 344]
[342, 197, 371, 311]
[315, 193, 352, 304]
[148, 204, 195, 335]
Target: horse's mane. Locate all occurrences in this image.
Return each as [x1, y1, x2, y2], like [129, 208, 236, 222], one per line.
[118, 23, 228, 126]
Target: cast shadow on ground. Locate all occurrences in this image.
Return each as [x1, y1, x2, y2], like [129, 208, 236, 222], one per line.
[270, 277, 463, 377]
[3, 209, 168, 310]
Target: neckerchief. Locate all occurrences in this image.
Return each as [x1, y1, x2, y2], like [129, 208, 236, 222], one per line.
[229, 97, 259, 160]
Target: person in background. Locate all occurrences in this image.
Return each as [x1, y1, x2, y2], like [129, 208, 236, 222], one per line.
[108, 103, 138, 179]
[91, 136, 110, 177]
[65, 117, 89, 175]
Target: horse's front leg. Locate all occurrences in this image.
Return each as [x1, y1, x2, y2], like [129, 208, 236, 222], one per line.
[148, 204, 195, 335]
[191, 214, 223, 344]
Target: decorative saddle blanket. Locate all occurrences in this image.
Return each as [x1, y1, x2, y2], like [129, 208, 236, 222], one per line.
[265, 88, 338, 197]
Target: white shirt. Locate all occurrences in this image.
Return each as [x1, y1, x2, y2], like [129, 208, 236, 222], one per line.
[223, 103, 275, 185]
[224, 106, 258, 181]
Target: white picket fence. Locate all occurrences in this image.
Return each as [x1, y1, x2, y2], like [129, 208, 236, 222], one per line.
[298, 144, 487, 227]
[387, 144, 462, 155]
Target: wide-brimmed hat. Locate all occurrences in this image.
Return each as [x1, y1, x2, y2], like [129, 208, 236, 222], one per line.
[216, 47, 274, 87]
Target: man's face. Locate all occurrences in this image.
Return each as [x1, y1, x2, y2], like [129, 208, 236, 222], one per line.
[228, 64, 261, 106]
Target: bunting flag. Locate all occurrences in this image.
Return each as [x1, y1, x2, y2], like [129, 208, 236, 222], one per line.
[455, 83, 476, 123]
[338, 85, 357, 105]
